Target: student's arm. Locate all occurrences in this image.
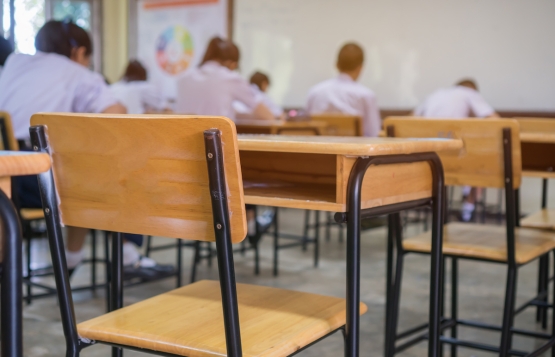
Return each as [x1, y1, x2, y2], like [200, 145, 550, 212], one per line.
[102, 103, 127, 114]
[252, 103, 275, 121]
[469, 91, 497, 118]
[232, 75, 274, 120]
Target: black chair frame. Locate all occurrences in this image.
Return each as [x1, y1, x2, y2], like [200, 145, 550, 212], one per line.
[385, 128, 555, 357]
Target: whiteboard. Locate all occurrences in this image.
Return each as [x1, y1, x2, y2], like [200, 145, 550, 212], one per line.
[131, 0, 229, 99]
[234, 0, 555, 111]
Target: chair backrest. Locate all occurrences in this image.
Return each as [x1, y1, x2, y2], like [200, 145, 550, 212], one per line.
[383, 117, 522, 189]
[310, 114, 363, 136]
[0, 112, 20, 151]
[515, 118, 555, 133]
[30, 113, 247, 243]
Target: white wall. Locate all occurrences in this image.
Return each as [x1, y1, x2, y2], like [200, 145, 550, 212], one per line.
[234, 0, 555, 110]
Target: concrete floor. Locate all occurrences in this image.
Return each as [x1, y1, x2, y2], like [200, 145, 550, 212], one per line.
[18, 202, 555, 356]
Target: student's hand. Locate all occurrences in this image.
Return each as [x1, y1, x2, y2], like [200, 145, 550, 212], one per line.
[103, 103, 127, 114]
[487, 112, 501, 118]
[253, 103, 275, 120]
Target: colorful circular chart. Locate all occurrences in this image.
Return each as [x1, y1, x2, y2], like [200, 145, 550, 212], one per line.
[156, 25, 194, 75]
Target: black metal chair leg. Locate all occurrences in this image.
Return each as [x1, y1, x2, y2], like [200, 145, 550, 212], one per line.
[91, 230, 97, 293]
[542, 254, 550, 330]
[145, 235, 152, 257]
[326, 212, 332, 242]
[254, 241, 260, 275]
[314, 210, 320, 268]
[111, 232, 124, 357]
[273, 208, 279, 277]
[499, 266, 518, 357]
[450, 257, 458, 357]
[384, 215, 395, 357]
[104, 231, 111, 313]
[190, 241, 200, 283]
[176, 239, 183, 287]
[303, 210, 311, 248]
[386, 246, 405, 357]
[25, 237, 32, 305]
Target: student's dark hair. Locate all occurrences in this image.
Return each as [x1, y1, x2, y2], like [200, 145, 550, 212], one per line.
[123, 60, 148, 82]
[250, 71, 270, 90]
[456, 78, 478, 91]
[35, 20, 92, 58]
[0, 36, 13, 66]
[200, 37, 239, 65]
[337, 42, 364, 72]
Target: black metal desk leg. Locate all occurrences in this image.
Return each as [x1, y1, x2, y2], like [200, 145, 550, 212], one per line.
[0, 190, 24, 357]
[428, 155, 445, 357]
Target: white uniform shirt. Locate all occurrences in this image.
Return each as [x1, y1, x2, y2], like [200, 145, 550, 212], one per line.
[233, 84, 283, 118]
[414, 86, 495, 118]
[0, 52, 118, 140]
[175, 61, 260, 120]
[110, 80, 165, 114]
[306, 73, 382, 137]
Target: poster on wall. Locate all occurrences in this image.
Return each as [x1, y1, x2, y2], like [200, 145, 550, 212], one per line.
[136, 0, 229, 100]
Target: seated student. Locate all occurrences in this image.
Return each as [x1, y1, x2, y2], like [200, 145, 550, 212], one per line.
[175, 37, 274, 121]
[306, 42, 381, 137]
[414, 79, 499, 221]
[110, 60, 167, 114]
[414, 79, 499, 118]
[0, 36, 14, 77]
[0, 20, 173, 278]
[234, 71, 284, 118]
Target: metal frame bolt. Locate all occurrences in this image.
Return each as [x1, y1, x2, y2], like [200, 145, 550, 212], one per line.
[45, 208, 50, 214]
[216, 223, 222, 230]
[207, 153, 213, 159]
[33, 146, 38, 151]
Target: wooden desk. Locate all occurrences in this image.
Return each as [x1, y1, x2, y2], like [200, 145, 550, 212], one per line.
[235, 119, 328, 135]
[0, 151, 50, 357]
[237, 135, 462, 357]
[520, 132, 555, 178]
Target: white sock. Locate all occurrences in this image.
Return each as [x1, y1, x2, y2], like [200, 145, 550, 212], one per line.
[123, 242, 141, 266]
[65, 249, 84, 270]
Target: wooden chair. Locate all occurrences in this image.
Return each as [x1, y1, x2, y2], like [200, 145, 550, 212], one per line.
[30, 113, 365, 356]
[310, 114, 363, 136]
[0, 111, 110, 304]
[515, 117, 555, 328]
[0, 150, 51, 357]
[383, 117, 555, 356]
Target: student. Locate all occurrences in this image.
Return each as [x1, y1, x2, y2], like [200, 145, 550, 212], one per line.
[234, 71, 284, 118]
[0, 20, 173, 278]
[0, 36, 14, 77]
[110, 60, 166, 114]
[175, 37, 274, 121]
[414, 79, 499, 118]
[306, 42, 381, 137]
[414, 79, 499, 221]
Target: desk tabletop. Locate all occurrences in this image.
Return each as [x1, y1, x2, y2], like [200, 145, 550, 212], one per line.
[235, 119, 327, 128]
[238, 135, 463, 156]
[520, 132, 555, 144]
[0, 151, 51, 177]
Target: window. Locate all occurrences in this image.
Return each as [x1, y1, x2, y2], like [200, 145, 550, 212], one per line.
[2, 0, 101, 70]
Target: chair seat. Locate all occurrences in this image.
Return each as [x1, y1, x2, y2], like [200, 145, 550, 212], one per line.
[521, 209, 555, 230]
[402, 222, 555, 264]
[20, 208, 44, 221]
[78, 280, 366, 357]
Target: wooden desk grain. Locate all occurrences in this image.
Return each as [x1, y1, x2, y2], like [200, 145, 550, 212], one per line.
[238, 135, 462, 212]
